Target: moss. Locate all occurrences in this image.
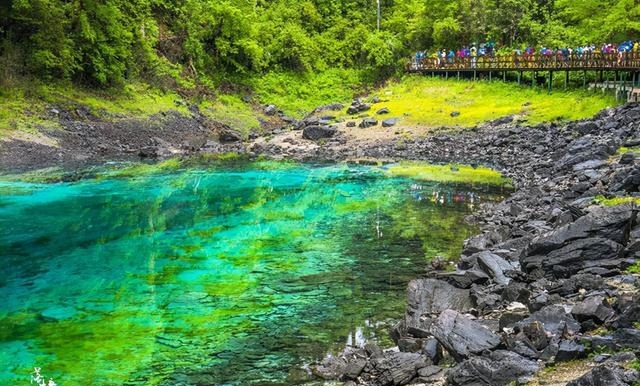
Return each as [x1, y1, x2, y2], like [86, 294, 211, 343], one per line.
[382, 161, 512, 186]
[595, 195, 640, 206]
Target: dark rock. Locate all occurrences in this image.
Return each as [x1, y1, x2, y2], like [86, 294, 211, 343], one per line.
[556, 339, 587, 361]
[422, 338, 443, 364]
[359, 118, 378, 128]
[263, 104, 278, 116]
[522, 237, 625, 278]
[620, 152, 636, 164]
[416, 365, 447, 384]
[376, 107, 390, 115]
[614, 294, 640, 328]
[612, 328, 640, 350]
[430, 310, 501, 361]
[343, 356, 367, 380]
[219, 128, 243, 143]
[571, 295, 615, 325]
[382, 118, 399, 127]
[450, 111, 460, 117]
[566, 362, 640, 386]
[302, 125, 337, 140]
[346, 121, 356, 128]
[476, 251, 519, 285]
[447, 350, 540, 386]
[372, 351, 429, 386]
[405, 279, 472, 337]
[517, 305, 581, 338]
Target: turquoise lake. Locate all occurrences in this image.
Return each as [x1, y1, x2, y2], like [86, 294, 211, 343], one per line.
[0, 160, 508, 385]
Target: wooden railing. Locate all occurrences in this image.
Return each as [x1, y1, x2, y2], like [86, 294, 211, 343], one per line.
[407, 52, 640, 72]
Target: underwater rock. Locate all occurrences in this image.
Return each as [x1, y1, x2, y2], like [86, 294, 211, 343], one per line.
[40, 306, 77, 322]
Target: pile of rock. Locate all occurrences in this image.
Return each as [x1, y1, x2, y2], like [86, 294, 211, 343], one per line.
[313, 103, 640, 385]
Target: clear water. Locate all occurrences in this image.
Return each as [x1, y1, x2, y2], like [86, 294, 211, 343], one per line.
[0, 161, 507, 385]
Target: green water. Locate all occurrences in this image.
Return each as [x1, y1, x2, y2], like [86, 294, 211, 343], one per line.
[0, 161, 507, 385]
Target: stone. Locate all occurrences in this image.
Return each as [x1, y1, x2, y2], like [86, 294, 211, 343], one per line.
[447, 350, 540, 386]
[566, 362, 640, 386]
[40, 306, 77, 322]
[556, 339, 586, 361]
[518, 305, 581, 339]
[219, 128, 243, 143]
[263, 104, 278, 115]
[372, 351, 429, 386]
[571, 295, 615, 325]
[612, 328, 640, 350]
[382, 118, 399, 127]
[376, 107, 390, 115]
[416, 365, 447, 385]
[476, 251, 519, 285]
[359, 118, 378, 128]
[405, 279, 472, 336]
[302, 125, 337, 140]
[619, 152, 636, 164]
[430, 310, 501, 361]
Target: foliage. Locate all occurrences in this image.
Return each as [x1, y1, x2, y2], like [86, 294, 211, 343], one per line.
[2, 0, 638, 88]
[382, 161, 512, 186]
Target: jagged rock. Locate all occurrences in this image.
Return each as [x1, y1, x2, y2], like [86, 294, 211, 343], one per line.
[556, 339, 587, 361]
[571, 295, 615, 325]
[219, 128, 243, 143]
[517, 305, 581, 338]
[476, 251, 519, 285]
[612, 328, 640, 350]
[614, 294, 640, 328]
[371, 351, 429, 386]
[566, 362, 640, 386]
[302, 125, 337, 140]
[430, 310, 501, 361]
[447, 350, 540, 386]
[359, 118, 378, 128]
[405, 279, 472, 337]
[619, 153, 636, 165]
[415, 365, 447, 385]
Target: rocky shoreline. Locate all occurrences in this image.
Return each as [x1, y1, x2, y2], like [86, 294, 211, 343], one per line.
[310, 104, 640, 386]
[2, 102, 640, 385]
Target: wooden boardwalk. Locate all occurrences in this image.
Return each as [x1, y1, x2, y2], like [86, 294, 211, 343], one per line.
[407, 52, 640, 95]
[407, 52, 640, 73]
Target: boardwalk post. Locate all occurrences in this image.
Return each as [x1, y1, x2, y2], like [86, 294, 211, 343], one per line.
[518, 71, 522, 85]
[548, 71, 553, 92]
[565, 71, 569, 90]
[583, 70, 586, 89]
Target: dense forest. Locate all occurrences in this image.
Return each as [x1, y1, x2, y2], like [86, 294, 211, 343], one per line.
[0, 0, 639, 89]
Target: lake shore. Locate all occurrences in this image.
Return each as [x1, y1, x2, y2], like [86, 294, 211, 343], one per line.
[2, 102, 640, 386]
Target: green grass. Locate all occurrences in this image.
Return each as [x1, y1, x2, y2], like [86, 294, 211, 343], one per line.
[248, 68, 366, 118]
[341, 76, 619, 128]
[382, 161, 512, 186]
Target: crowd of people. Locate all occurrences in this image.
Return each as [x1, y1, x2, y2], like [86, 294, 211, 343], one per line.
[410, 41, 640, 70]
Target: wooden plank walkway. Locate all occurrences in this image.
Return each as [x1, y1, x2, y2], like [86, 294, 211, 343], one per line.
[406, 52, 640, 73]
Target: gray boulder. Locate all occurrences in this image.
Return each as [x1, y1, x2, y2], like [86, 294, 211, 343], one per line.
[447, 350, 540, 386]
[430, 310, 501, 361]
[405, 279, 472, 337]
[517, 305, 581, 338]
[371, 351, 429, 386]
[302, 125, 337, 140]
[571, 295, 615, 325]
[566, 362, 640, 386]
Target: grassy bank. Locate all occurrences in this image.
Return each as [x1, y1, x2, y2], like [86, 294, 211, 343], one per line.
[0, 71, 622, 140]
